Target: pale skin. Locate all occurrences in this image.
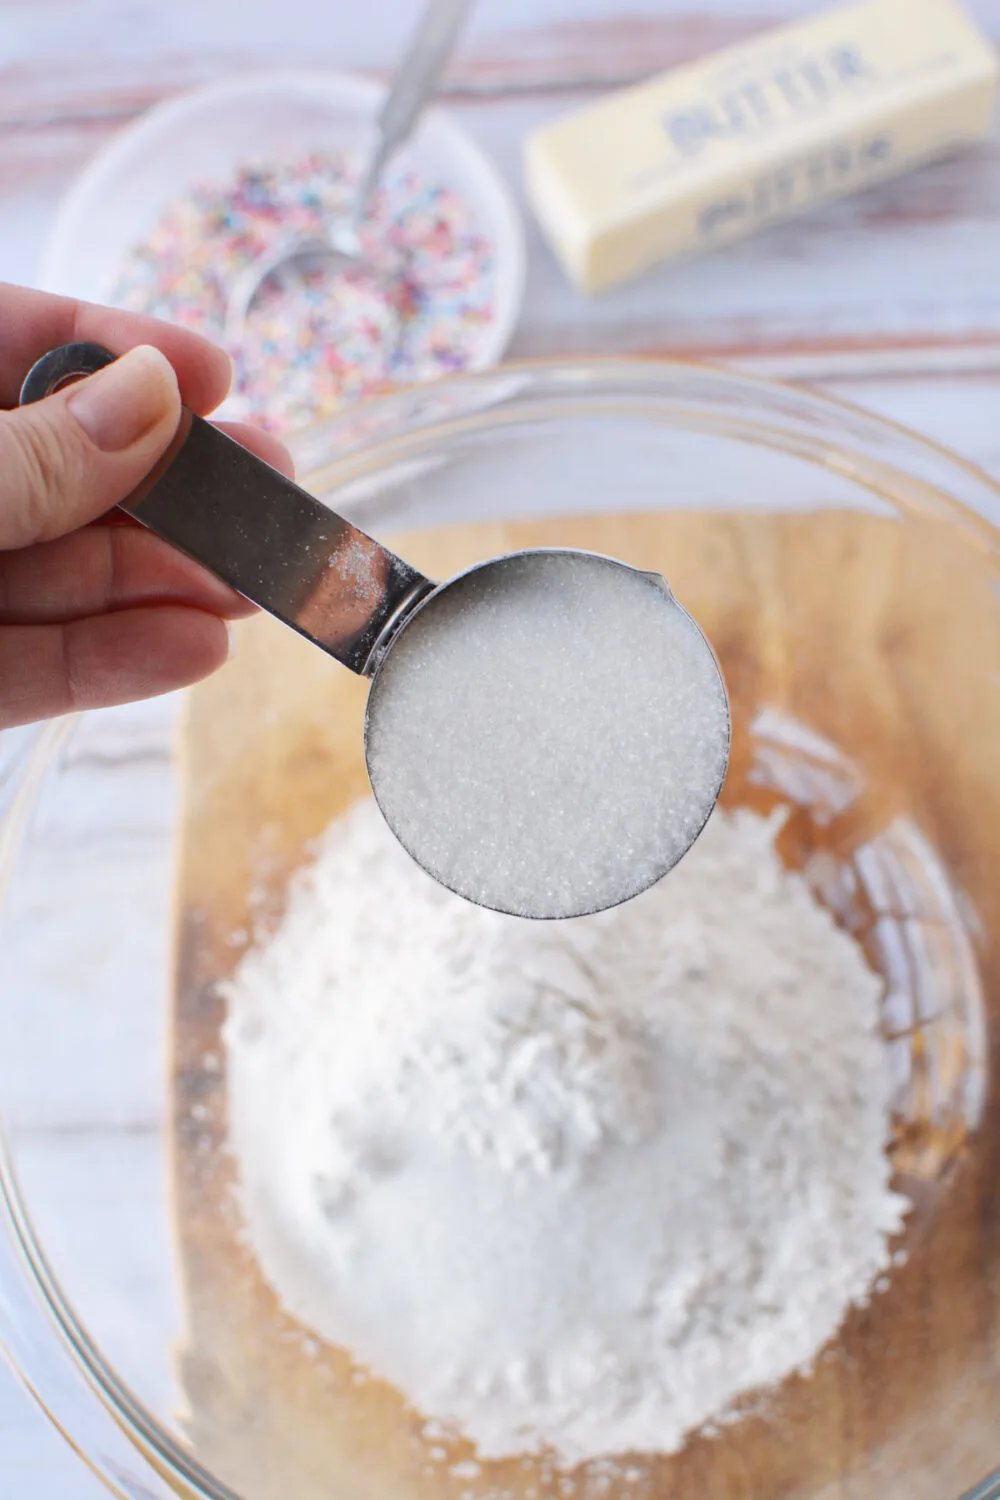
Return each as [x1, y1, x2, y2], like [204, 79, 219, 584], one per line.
[0, 282, 294, 730]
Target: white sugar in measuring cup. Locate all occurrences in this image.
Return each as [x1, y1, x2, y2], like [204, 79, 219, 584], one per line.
[21, 342, 731, 919]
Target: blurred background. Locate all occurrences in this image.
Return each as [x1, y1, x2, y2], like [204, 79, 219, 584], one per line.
[6, 0, 1000, 469]
[4, 0, 1000, 1492]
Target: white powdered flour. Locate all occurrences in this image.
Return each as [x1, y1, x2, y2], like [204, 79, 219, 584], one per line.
[224, 800, 908, 1466]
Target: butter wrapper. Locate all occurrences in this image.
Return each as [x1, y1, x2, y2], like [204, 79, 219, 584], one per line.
[524, 0, 999, 294]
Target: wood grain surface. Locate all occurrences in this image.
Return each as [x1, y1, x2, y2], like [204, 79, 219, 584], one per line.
[6, 0, 1000, 377]
[172, 507, 1000, 1500]
[5, 4, 1000, 1497]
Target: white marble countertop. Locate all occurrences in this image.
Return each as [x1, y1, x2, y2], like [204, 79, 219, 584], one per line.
[4, 1, 1000, 1494]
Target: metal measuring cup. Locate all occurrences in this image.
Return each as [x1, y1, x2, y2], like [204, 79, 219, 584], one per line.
[20, 341, 730, 919]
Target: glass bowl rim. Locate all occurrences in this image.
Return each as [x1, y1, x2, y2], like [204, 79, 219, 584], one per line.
[2, 356, 1000, 1500]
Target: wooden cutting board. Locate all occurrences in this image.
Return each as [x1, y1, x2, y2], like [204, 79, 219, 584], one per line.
[169, 509, 1000, 1500]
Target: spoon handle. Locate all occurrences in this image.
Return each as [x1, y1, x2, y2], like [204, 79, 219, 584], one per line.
[19, 343, 434, 676]
[355, 0, 473, 222]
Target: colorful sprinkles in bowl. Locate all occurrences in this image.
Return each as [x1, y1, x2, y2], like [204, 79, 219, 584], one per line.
[112, 152, 496, 434]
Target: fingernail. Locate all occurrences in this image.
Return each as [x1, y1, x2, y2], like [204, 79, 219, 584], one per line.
[227, 622, 239, 661]
[68, 345, 179, 452]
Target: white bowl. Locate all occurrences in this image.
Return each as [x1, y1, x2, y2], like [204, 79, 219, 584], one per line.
[39, 69, 526, 412]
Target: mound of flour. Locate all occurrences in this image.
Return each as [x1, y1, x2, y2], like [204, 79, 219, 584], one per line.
[224, 800, 907, 1465]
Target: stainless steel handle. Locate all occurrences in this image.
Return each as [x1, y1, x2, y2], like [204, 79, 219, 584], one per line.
[355, 0, 472, 221]
[19, 342, 434, 676]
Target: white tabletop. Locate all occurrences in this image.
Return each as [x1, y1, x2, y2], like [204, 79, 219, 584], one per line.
[5, 1, 1000, 1494]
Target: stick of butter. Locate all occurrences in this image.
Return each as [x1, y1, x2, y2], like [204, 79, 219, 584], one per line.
[524, 0, 999, 294]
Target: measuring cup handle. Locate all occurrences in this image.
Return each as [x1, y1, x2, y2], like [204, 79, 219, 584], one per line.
[19, 342, 433, 675]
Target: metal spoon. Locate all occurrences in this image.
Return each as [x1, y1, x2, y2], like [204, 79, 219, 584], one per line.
[224, 0, 472, 348]
[21, 342, 730, 919]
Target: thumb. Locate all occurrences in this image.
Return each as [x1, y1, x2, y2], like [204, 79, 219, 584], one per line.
[0, 345, 182, 550]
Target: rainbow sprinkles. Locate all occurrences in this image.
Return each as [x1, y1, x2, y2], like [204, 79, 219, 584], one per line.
[113, 151, 497, 434]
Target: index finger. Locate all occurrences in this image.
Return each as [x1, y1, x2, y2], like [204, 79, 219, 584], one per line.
[0, 282, 232, 415]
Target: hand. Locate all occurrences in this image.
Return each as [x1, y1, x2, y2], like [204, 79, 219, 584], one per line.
[0, 282, 293, 730]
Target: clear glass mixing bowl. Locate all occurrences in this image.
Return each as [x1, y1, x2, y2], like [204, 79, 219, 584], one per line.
[1, 361, 1000, 1500]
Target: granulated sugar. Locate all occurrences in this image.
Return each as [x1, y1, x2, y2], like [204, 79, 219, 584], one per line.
[224, 799, 908, 1467]
[365, 551, 730, 918]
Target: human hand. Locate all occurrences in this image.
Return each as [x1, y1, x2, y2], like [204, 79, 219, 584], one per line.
[0, 282, 293, 730]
